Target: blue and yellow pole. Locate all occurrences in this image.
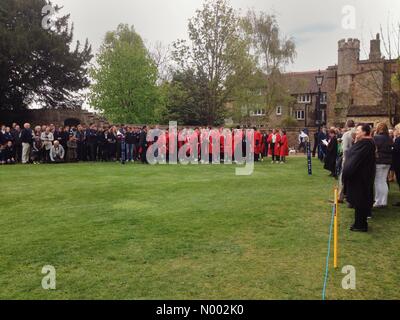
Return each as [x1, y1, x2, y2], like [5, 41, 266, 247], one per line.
[333, 188, 339, 269]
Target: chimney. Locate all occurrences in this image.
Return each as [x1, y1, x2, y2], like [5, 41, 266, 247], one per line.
[369, 33, 382, 61]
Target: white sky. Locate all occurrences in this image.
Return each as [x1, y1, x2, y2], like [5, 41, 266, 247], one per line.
[56, 0, 400, 71]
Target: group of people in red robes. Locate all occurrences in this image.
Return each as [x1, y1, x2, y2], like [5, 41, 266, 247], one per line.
[258, 128, 289, 164]
[145, 126, 289, 164]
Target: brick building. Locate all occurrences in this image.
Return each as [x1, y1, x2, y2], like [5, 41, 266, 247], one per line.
[244, 34, 399, 129]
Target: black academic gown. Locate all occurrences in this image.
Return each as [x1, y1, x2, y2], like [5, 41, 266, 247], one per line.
[324, 137, 338, 175]
[342, 138, 376, 209]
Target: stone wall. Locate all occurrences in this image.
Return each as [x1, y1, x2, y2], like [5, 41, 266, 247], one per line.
[0, 109, 108, 127]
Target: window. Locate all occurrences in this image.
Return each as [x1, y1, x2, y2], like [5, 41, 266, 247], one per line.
[320, 93, 327, 104]
[276, 106, 282, 116]
[295, 110, 305, 120]
[297, 94, 311, 104]
[251, 109, 266, 117]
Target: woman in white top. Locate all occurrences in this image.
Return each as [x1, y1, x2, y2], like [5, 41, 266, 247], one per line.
[40, 127, 54, 163]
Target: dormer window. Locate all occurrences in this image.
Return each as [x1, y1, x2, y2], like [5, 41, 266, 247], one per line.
[297, 94, 311, 103]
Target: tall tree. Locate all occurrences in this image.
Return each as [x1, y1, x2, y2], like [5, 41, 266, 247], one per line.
[0, 0, 92, 110]
[148, 41, 172, 85]
[90, 24, 160, 124]
[239, 10, 296, 121]
[171, 0, 254, 125]
[162, 69, 209, 125]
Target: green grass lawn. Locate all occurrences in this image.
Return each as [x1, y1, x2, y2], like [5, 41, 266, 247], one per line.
[0, 158, 399, 300]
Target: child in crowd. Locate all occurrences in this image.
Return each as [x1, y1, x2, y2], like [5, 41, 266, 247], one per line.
[3, 141, 16, 164]
[31, 136, 43, 164]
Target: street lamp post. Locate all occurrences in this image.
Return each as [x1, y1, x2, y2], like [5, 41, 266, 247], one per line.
[315, 70, 324, 130]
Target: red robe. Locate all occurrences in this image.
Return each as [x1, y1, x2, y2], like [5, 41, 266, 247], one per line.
[254, 131, 262, 155]
[267, 134, 281, 156]
[233, 130, 244, 156]
[280, 134, 289, 157]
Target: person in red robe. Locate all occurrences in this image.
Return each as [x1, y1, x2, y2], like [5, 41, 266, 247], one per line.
[279, 129, 289, 163]
[254, 128, 262, 162]
[209, 128, 220, 163]
[232, 126, 245, 162]
[268, 129, 281, 163]
[219, 128, 225, 163]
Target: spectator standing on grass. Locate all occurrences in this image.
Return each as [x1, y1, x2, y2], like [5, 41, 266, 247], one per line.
[54, 126, 63, 145]
[31, 136, 42, 164]
[298, 130, 308, 154]
[342, 124, 376, 232]
[98, 127, 108, 162]
[139, 126, 148, 164]
[392, 125, 400, 206]
[86, 124, 98, 161]
[50, 140, 65, 163]
[373, 123, 393, 208]
[338, 120, 356, 202]
[76, 125, 86, 161]
[312, 128, 320, 158]
[125, 126, 136, 163]
[13, 124, 22, 163]
[324, 129, 338, 177]
[41, 127, 54, 163]
[20, 123, 33, 164]
[388, 129, 396, 182]
[67, 135, 78, 162]
[317, 127, 327, 161]
[108, 126, 118, 161]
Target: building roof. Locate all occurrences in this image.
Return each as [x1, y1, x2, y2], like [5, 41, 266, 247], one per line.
[283, 70, 330, 94]
[347, 105, 388, 117]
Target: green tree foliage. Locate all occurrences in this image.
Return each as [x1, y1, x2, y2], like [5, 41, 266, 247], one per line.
[169, 0, 254, 126]
[161, 70, 209, 125]
[0, 0, 92, 110]
[90, 24, 160, 124]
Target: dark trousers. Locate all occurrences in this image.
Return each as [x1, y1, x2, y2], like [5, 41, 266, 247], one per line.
[116, 142, 121, 161]
[299, 142, 306, 154]
[15, 144, 22, 162]
[87, 143, 97, 161]
[126, 144, 136, 161]
[42, 149, 50, 163]
[312, 141, 318, 157]
[77, 142, 86, 161]
[140, 146, 148, 163]
[395, 168, 400, 190]
[354, 207, 370, 229]
[108, 143, 116, 160]
[99, 144, 108, 161]
[271, 144, 280, 161]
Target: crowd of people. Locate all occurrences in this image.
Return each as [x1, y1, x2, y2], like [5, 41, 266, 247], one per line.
[0, 123, 290, 165]
[2, 120, 400, 233]
[316, 120, 400, 232]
